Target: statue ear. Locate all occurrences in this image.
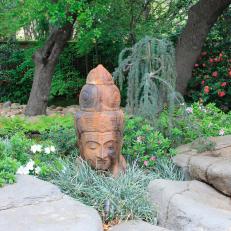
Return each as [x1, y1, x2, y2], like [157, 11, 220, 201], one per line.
[77, 134, 84, 158]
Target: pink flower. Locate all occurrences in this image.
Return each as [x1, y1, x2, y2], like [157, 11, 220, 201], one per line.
[219, 53, 223, 57]
[201, 51, 207, 56]
[212, 71, 218, 77]
[202, 63, 206, 67]
[204, 86, 209, 94]
[218, 91, 226, 97]
[150, 156, 156, 161]
[194, 63, 199, 67]
[143, 160, 148, 166]
[201, 80, 205, 85]
[209, 58, 213, 63]
[221, 82, 227, 87]
[229, 70, 231, 77]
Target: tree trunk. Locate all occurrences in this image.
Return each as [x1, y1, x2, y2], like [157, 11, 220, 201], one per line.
[176, 0, 231, 95]
[25, 22, 75, 116]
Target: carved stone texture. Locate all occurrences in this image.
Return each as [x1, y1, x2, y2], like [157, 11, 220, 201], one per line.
[76, 64, 126, 176]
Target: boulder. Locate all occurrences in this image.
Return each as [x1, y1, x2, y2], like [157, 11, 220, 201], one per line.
[110, 220, 170, 231]
[148, 179, 231, 231]
[2, 101, 11, 108]
[173, 135, 231, 196]
[0, 175, 103, 231]
[11, 103, 20, 109]
[0, 175, 62, 210]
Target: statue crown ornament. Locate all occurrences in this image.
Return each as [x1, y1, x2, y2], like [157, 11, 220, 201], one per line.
[75, 64, 126, 176]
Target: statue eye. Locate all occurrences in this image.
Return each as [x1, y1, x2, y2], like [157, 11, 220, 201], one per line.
[87, 142, 98, 150]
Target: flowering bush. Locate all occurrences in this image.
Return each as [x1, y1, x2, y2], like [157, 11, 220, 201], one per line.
[157, 102, 231, 146]
[0, 133, 64, 187]
[122, 116, 175, 168]
[188, 48, 231, 110]
[16, 143, 64, 178]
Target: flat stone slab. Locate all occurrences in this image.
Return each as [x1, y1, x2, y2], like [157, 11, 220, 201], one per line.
[0, 175, 103, 231]
[173, 135, 231, 196]
[148, 179, 231, 231]
[110, 220, 170, 231]
[0, 175, 62, 210]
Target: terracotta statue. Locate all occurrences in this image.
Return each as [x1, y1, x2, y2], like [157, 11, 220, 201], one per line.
[75, 64, 126, 176]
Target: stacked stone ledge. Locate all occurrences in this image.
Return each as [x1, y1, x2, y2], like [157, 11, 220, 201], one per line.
[148, 135, 231, 231]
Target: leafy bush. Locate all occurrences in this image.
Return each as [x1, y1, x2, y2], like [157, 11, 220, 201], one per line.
[0, 157, 19, 187]
[41, 126, 77, 156]
[0, 41, 36, 103]
[50, 44, 85, 99]
[123, 115, 175, 168]
[0, 114, 74, 137]
[187, 10, 231, 110]
[157, 102, 231, 146]
[0, 134, 30, 164]
[0, 41, 85, 104]
[188, 49, 231, 110]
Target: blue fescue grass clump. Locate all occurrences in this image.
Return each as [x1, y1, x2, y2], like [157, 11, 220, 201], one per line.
[49, 157, 184, 223]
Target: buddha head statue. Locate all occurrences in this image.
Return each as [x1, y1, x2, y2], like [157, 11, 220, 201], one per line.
[75, 65, 126, 175]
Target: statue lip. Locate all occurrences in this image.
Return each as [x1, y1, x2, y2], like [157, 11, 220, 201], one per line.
[96, 157, 110, 163]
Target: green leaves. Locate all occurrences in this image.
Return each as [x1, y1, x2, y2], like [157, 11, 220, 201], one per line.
[0, 157, 19, 187]
[122, 115, 174, 168]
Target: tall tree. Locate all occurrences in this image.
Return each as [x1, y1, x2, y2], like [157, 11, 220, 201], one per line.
[176, 0, 231, 95]
[0, 0, 87, 115]
[25, 21, 76, 115]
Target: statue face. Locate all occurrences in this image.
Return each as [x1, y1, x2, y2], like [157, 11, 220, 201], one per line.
[79, 132, 121, 170]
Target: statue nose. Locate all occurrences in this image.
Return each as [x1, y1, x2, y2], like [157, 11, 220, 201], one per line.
[99, 148, 110, 159]
[100, 148, 105, 159]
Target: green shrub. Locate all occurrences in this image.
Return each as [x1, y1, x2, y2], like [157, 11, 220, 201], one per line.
[0, 114, 74, 137]
[188, 49, 230, 110]
[158, 102, 231, 146]
[50, 43, 85, 99]
[0, 134, 30, 164]
[187, 10, 231, 110]
[0, 40, 35, 103]
[123, 115, 175, 168]
[0, 41, 85, 104]
[41, 126, 77, 156]
[0, 157, 19, 187]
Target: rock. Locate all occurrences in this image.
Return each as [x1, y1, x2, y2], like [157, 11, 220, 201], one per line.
[0, 175, 62, 210]
[3, 101, 11, 108]
[63, 107, 77, 114]
[11, 103, 20, 109]
[56, 106, 63, 111]
[110, 220, 170, 231]
[173, 135, 231, 196]
[49, 105, 56, 109]
[148, 179, 231, 231]
[0, 175, 103, 231]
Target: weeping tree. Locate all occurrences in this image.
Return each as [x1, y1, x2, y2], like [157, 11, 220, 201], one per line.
[113, 36, 184, 123]
[113, 37, 210, 145]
